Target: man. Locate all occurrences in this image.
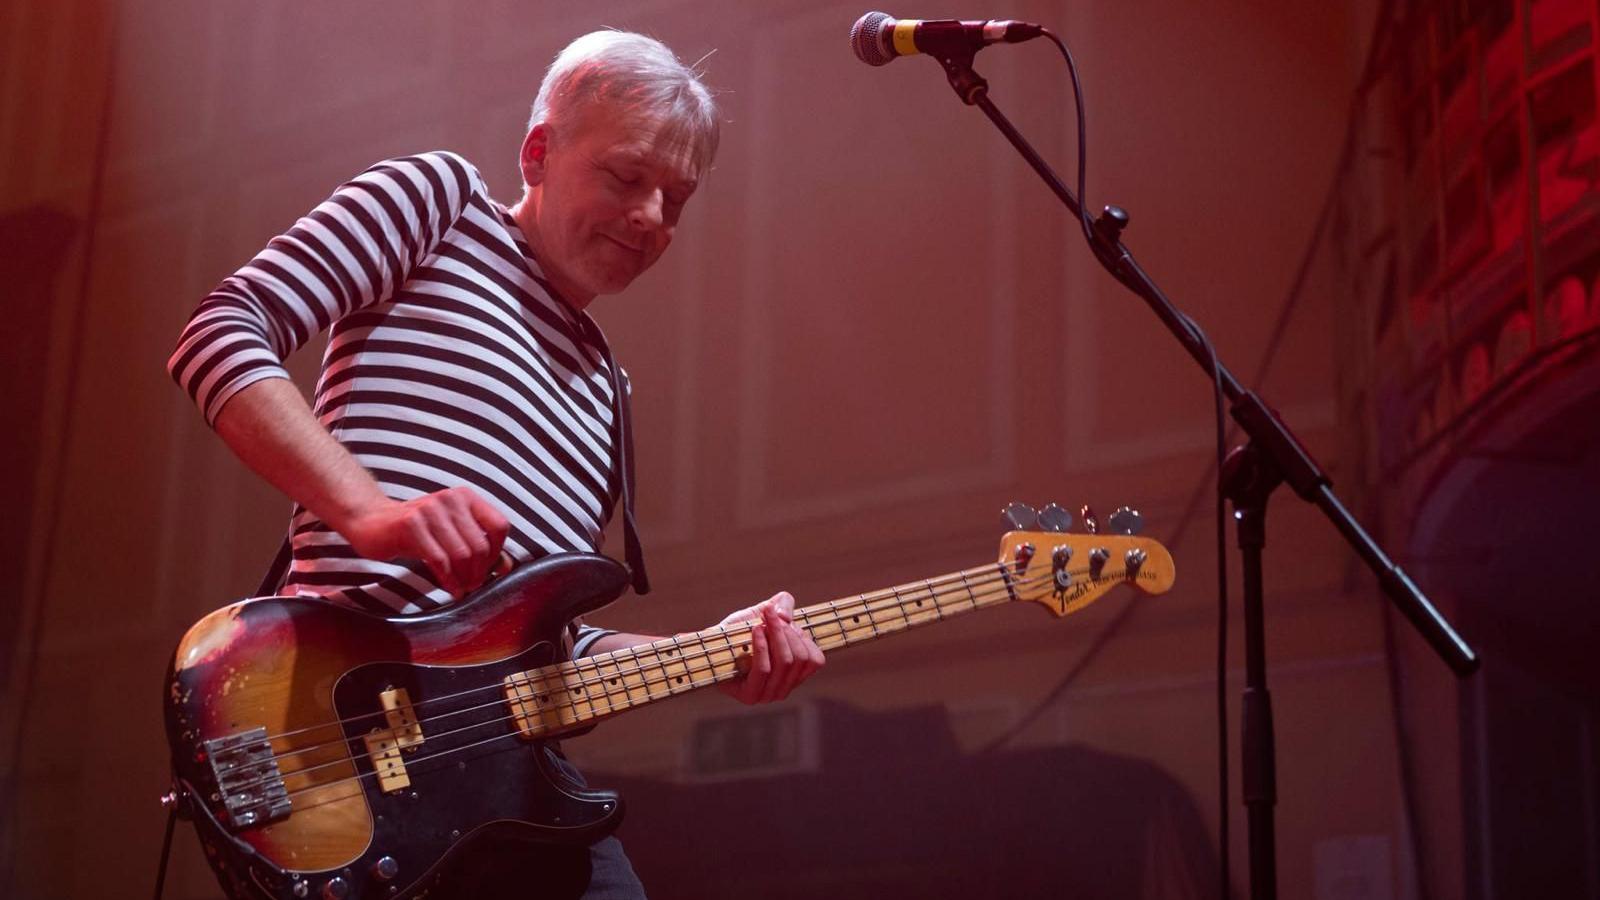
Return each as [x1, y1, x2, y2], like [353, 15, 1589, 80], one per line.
[168, 29, 824, 898]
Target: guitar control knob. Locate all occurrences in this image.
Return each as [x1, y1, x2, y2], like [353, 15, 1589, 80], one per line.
[291, 882, 309, 898]
[1108, 506, 1144, 536]
[1038, 503, 1072, 533]
[371, 856, 399, 881]
[321, 876, 349, 899]
[1001, 501, 1038, 532]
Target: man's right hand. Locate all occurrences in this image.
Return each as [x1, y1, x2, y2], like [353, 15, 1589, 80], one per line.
[213, 380, 513, 600]
[341, 488, 511, 598]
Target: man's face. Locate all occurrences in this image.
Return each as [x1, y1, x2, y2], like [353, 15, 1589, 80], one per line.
[521, 103, 701, 308]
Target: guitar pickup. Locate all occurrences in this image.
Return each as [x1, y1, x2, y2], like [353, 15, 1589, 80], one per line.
[379, 686, 423, 749]
[363, 686, 424, 795]
[364, 730, 410, 794]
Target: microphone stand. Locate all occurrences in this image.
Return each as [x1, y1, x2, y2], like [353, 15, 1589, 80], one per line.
[928, 49, 1479, 900]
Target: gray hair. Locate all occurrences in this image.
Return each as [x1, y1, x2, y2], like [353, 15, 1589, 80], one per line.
[530, 30, 720, 176]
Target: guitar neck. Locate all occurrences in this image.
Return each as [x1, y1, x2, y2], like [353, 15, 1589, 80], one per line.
[506, 562, 1017, 735]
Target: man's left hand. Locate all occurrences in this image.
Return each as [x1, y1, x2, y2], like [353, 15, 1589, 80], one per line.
[715, 592, 825, 705]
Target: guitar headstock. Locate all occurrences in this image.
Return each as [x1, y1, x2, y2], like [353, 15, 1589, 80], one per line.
[996, 502, 1175, 617]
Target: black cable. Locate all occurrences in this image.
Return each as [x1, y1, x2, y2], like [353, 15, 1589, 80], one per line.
[988, 25, 1408, 895]
[152, 798, 179, 900]
[1379, 591, 1433, 900]
[1034, 32, 1234, 898]
[1207, 326, 1230, 900]
[966, 12, 1411, 899]
[1044, 33, 1096, 252]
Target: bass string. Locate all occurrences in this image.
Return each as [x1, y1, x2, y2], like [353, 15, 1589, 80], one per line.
[239, 566, 1040, 794]
[501, 565, 1017, 715]
[279, 649, 817, 818]
[254, 561, 1015, 747]
[273, 576, 1030, 799]
[509, 563, 1020, 709]
[276, 571, 1061, 805]
[242, 558, 1139, 798]
[242, 560, 1143, 797]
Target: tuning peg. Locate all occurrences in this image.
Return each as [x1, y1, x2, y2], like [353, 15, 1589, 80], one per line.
[1001, 501, 1038, 532]
[1038, 503, 1073, 533]
[1108, 506, 1144, 536]
[1088, 547, 1110, 580]
[1079, 505, 1099, 535]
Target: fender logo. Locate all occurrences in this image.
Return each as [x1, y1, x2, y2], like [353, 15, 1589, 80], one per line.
[1051, 569, 1156, 612]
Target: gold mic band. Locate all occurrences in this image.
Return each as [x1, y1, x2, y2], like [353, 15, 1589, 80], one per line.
[892, 19, 921, 57]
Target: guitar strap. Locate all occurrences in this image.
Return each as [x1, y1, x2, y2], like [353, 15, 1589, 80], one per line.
[581, 313, 651, 595]
[255, 535, 292, 598]
[250, 316, 652, 599]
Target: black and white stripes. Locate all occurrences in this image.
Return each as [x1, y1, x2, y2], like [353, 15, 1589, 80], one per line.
[169, 152, 623, 619]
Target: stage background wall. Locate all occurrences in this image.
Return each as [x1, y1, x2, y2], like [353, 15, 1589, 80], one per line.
[0, 2, 1439, 898]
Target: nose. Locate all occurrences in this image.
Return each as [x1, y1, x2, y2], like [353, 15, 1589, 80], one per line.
[626, 188, 665, 231]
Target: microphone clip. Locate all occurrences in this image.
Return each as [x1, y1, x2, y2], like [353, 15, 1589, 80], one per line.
[937, 48, 989, 105]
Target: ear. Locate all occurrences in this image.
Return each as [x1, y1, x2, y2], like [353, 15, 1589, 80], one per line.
[519, 123, 552, 187]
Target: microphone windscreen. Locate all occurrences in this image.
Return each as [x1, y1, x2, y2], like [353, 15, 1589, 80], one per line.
[851, 11, 895, 66]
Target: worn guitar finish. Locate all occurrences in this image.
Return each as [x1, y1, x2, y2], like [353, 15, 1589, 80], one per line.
[165, 528, 1175, 899]
[165, 554, 631, 899]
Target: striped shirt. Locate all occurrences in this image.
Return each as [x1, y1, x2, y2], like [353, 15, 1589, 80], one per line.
[169, 152, 623, 652]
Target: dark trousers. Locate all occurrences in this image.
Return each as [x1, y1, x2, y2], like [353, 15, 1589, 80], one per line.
[434, 834, 644, 899]
[432, 749, 647, 899]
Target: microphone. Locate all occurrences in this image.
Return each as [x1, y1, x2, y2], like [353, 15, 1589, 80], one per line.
[850, 10, 1043, 66]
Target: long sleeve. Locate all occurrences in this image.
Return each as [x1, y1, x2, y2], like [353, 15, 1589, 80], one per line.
[571, 622, 619, 658]
[167, 151, 481, 424]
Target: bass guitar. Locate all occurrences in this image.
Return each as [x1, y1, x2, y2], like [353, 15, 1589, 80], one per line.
[163, 513, 1174, 899]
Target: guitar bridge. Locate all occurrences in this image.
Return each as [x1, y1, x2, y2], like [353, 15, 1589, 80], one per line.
[204, 727, 291, 829]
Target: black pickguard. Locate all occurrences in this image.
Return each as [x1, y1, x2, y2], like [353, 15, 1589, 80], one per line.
[187, 643, 623, 900]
